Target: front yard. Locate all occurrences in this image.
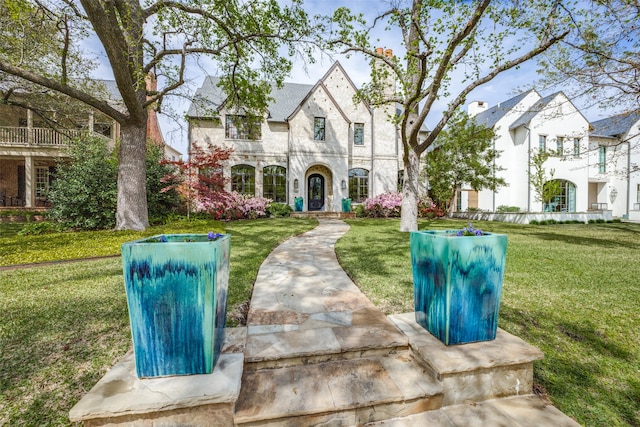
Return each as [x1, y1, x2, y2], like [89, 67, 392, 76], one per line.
[1, 218, 638, 426]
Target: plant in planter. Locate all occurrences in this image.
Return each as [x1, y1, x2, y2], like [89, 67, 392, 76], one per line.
[121, 231, 230, 378]
[411, 223, 507, 345]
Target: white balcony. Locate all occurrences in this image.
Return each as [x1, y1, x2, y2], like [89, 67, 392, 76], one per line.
[0, 127, 108, 147]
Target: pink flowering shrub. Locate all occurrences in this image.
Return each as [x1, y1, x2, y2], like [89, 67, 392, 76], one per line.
[363, 192, 403, 217]
[196, 191, 271, 220]
[363, 192, 444, 218]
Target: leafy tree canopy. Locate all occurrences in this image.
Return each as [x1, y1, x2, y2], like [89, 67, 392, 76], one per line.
[0, 0, 313, 230]
[422, 111, 505, 212]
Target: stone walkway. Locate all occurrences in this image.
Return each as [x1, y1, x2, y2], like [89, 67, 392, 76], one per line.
[70, 218, 582, 426]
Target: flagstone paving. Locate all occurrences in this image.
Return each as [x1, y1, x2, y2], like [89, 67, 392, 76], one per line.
[69, 218, 581, 426]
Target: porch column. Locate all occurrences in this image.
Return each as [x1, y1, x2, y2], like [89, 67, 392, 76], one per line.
[24, 155, 35, 208]
[27, 109, 33, 144]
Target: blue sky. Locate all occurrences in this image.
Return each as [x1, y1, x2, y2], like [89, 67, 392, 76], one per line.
[86, 0, 607, 155]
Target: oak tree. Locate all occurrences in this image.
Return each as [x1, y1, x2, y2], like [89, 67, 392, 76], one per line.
[0, 0, 311, 230]
[326, 0, 573, 231]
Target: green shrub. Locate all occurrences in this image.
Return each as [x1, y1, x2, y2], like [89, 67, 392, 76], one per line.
[596, 218, 605, 223]
[588, 219, 596, 224]
[17, 221, 64, 236]
[268, 202, 292, 218]
[612, 218, 622, 223]
[354, 204, 365, 218]
[496, 205, 520, 212]
[47, 136, 118, 230]
[467, 207, 481, 212]
[529, 219, 539, 225]
[146, 144, 182, 221]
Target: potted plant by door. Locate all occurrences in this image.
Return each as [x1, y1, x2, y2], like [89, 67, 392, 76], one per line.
[121, 232, 230, 378]
[411, 223, 507, 345]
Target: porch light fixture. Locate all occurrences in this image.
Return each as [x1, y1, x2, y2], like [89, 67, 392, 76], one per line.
[341, 180, 346, 190]
[293, 179, 299, 192]
[609, 186, 618, 203]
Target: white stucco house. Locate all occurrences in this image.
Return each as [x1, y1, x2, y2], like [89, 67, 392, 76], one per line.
[590, 111, 640, 220]
[187, 57, 424, 213]
[462, 90, 590, 214]
[460, 90, 639, 219]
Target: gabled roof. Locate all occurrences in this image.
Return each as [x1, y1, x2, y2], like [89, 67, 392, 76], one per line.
[590, 110, 640, 138]
[508, 92, 559, 130]
[473, 90, 537, 128]
[186, 76, 313, 121]
[286, 80, 351, 124]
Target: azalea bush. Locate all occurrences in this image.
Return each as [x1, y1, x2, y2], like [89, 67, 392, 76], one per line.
[363, 192, 403, 217]
[363, 192, 444, 219]
[197, 191, 271, 220]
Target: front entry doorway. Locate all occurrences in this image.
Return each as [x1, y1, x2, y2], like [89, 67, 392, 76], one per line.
[308, 174, 324, 211]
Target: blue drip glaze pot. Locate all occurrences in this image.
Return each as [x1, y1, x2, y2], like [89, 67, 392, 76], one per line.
[411, 230, 507, 345]
[121, 234, 230, 378]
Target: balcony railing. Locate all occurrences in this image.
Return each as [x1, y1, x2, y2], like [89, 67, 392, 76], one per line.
[0, 127, 100, 147]
[589, 202, 608, 210]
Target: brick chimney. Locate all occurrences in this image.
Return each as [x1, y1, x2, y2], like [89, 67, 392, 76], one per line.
[384, 48, 393, 58]
[145, 73, 165, 147]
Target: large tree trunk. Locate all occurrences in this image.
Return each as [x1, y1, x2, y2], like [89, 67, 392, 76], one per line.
[115, 122, 149, 230]
[400, 148, 421, 232]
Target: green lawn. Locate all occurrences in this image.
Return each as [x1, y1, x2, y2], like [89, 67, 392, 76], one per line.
[335, 219, 640, 427]
[0, 217, 317, 426]
[1, 217, 638, 426]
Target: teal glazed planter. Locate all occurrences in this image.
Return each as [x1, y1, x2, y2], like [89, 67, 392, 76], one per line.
[294, 197, 303, 212]
[411, 230, 507, 345]
[121, 234, 230, 378]
[341, 198, 352, 213]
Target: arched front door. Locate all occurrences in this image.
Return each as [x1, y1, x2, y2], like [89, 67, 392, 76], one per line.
[308, 174, 324, 211]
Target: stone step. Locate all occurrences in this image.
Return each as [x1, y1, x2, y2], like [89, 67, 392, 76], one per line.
[244, 307, 409, 371]
[363, 395, 582, 427]
[234, 351, 444, 426]
[290, 211, 356, 219]
[388, 313, 545, 406]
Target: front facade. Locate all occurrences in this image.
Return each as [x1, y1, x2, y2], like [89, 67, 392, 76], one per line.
[187, 60, 412, 212]
[461, 91, 639, 219]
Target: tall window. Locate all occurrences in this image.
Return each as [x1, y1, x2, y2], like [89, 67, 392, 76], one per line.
[573, 138, 580, 157]
[314, 117, 325, 141]
[263, 165, 286, 202]
[539, 135, 546, 151]
[348, 168, 369, 202]
[35, 166, 49, 198]
[397, 170, 404, 192]
[598, 145, 606, 173]
[556, 137, 564, 156]
[354, 123, 364, 145]
[231, 165, 255, 195]
[543, 179, 576, 212]
[225, 115, 261, 140]
[637, 184, 640, 203]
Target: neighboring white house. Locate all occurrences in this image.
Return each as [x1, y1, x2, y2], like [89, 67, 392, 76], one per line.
[187, 57, 424, 212]
[460, 90, 640, 219]
[590, 111, 640, 220]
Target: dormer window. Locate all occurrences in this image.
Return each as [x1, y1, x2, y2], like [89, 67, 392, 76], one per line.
[314, 117, 325, 141]
[225, 115, 261, 140]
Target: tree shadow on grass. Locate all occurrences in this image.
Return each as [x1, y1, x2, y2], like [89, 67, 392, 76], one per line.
[530, 232, 640, 250]
[0, 265, 130, 425]
[500, 305, 640, 426]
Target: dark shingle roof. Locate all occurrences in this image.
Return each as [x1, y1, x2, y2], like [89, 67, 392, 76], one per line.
[508, 92, 560, 130]
[187, 76, 313, 121]
[473, 90, 536, 128]
[590, 110, 640, 138]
